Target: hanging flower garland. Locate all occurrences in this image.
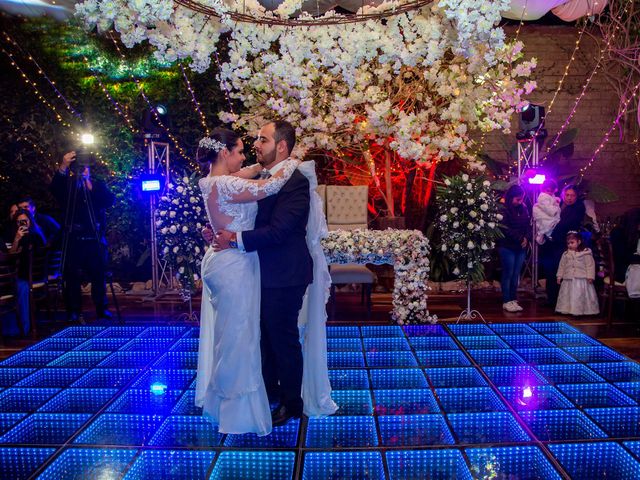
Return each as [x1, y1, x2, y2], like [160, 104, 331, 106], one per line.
[156, 172, 208, 292]
[322, 228, 434, 325]
[76, 0, 536, 168]
[436, 173, 503, 282]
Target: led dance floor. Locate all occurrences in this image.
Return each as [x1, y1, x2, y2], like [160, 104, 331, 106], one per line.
[1, 322, 640, 479]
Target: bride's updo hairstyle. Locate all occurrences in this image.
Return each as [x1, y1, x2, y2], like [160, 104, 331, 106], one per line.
[196, 128, 241, 172]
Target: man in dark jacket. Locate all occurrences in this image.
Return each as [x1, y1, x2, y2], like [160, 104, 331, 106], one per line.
[50, 151, 115, 322]
[540, 185, 585, 305]
[215, 121, 313, 426]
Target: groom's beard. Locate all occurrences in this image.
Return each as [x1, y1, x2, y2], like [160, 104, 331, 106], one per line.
[259, 148, 277, 168]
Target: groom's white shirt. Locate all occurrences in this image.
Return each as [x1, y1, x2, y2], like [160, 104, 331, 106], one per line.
[236, 160, 288, 252]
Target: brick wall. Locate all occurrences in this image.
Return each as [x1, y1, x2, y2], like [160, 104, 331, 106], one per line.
[483, 25, 640, 220]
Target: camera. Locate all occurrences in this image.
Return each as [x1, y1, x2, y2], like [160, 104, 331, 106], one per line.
[75, 148, 96, 167]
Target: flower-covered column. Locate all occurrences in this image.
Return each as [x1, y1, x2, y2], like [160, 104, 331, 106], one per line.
[322, 229, 435, 324]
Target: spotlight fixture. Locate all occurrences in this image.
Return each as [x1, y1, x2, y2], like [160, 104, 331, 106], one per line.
[516, 103, 547, 140]
[142, 103, 171, 140]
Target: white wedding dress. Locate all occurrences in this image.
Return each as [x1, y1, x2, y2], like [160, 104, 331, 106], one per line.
[195, 160, 297, 436]
[195, 160, 336, 436]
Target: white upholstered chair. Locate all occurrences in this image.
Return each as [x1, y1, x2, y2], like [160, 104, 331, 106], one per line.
[325, 185, 376, 318]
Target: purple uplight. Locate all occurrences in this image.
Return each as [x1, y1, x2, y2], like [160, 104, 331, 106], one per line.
[528, 174, 546, 185]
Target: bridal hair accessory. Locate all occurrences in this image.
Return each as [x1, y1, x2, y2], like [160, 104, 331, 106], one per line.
[199, 137, 226, 152]
[567, 230, 579, 235]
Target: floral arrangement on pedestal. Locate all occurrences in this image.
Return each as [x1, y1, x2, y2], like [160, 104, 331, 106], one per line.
[76, 0, 536, 175]
[436, 173, 503, 282]
[322, 228, 435, 325]
[155, 172, 208, 293]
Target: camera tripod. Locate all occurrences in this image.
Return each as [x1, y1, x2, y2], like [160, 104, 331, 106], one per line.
[58, 166, 122, 324]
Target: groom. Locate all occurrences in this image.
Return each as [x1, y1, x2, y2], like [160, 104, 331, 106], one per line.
[214, 120, 313, 426]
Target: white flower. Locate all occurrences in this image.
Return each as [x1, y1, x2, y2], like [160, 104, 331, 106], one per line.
[488, 222, 496, 228]
[467, 198, 475, 205]
[467, 261, 473, 268]
[160, 210, 167, 216]
[176, 186, 184, 193]
[483, 180, 491, 187]
[173, 246, 179, 253]
[450, 207, 459, 214]
[169, 226, 177, 234]
[453, 267, 460, 275]
[182, 226, 188, 233]
[453, 221, 459, 228]
[461, 174, 469, 181]
[480, 203, 489, 211]
[169, 211, 176, 218]
[161, 227, 168, 234]
[468, 223, 475, 230]
[466, 183, 472, 190]
[496, 214, 503, 221]
[467, 241, 475, 249]
[444, 179, 451, 186]
[469, 211, 477, 218]
[440, 214, 448, 222]
[441, 244, 447, 251]
[163, 247, 169, 254]
[454, 244, 460, 251]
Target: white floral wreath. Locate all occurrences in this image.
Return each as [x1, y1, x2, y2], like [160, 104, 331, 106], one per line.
[199, 137, 226, 152]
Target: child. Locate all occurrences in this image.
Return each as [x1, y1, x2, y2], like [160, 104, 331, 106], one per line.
[556, 231, 599, 315]
[533, 179, 560, 245]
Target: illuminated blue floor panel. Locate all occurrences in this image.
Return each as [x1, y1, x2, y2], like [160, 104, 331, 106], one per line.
[0, 322, 639, 479]
[549, 442, 640, 479]
[466, 446, 563, 480]
[378, 414, 454, 446]
[123, 449, 215, 480]
[386, 449, 472, 480]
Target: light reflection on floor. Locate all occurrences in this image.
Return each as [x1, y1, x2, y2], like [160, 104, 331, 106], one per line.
[0, 322, 639, 478]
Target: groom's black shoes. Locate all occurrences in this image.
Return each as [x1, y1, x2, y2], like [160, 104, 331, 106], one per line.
[271, 405, 301, 427]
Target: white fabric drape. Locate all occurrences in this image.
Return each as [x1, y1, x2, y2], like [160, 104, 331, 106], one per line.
[297, 161, 339, 417]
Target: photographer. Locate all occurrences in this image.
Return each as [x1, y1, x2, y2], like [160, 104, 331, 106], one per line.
[8, 209, 46, 335]
[50, 151, 115, 322]
[16, 196, 61, 247]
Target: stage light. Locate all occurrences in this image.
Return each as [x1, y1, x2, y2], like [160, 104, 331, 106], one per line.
[156, 104, 168, 116]
[516, 103, 547, 140]
[80, 133, 95, 145]
[140, 173, 164, 193]
[528, 174, 546, 185]
[522, 386, 533, 399]
[150, 382, 167, 395]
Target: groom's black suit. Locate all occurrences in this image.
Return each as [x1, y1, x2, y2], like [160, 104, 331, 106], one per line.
[242, 168, 313, 415]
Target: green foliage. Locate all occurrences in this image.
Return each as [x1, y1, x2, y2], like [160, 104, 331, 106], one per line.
[0, 17, 231, 281]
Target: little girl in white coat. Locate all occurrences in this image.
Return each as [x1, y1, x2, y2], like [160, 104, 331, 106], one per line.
[556, 231, 599, 315]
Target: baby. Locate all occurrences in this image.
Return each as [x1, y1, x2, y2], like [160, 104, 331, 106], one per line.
[532, 179, 560, 245]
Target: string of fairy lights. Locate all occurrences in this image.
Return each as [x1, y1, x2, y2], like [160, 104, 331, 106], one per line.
[0, 14, 636, 188]
[109, 33, 194, 166]
[541, 3, 628, 159]
[81, 54, 139, 135]
[180, 63, 210, 137]
[1, 27, 215, 178]
[578, 78, 640, 180]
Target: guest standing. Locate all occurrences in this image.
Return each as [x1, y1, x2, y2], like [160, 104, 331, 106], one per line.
[556, 231, 599, 315]
[539, 184, 585, 306]
[497, 185, 530, 313]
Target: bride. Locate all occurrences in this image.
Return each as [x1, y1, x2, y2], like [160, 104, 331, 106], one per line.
[194, 127, 299, 436]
